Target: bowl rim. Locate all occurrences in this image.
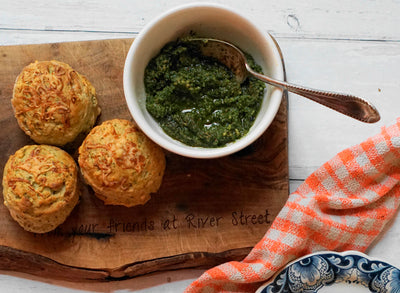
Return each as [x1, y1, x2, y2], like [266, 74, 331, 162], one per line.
[123, 2, 284, 159]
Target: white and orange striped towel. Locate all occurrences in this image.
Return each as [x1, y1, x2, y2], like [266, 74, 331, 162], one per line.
[185, 118, 400, 292]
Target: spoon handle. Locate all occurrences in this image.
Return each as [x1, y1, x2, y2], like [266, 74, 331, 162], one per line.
[248, 68, 380, 123]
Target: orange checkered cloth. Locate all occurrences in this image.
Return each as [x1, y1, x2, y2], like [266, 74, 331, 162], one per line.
[185, 118, 400, 293]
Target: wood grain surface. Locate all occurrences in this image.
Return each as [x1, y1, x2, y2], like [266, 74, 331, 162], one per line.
[0, 38, 288, 281]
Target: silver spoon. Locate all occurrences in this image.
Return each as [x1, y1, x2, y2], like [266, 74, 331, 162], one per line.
[189, 38, 380, 123]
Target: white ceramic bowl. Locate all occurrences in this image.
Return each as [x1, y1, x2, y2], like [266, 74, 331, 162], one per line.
[123, 2, 284, 159]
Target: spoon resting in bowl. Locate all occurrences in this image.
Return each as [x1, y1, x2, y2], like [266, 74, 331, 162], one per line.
[189, 38, 380, 123]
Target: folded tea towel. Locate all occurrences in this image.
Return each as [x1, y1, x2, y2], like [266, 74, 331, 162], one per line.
[185, 118, 400, 293]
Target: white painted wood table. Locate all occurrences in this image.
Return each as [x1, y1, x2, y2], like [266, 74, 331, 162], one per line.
[1, 0, 400, 292]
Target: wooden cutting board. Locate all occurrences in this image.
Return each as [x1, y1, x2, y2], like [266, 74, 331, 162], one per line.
[0, 38, 288, 281]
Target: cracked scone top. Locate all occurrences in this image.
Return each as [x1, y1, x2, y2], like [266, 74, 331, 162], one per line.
[78, 119, 166, 207]
[2, 145, 79, 233]
[12, 60, 101, 146]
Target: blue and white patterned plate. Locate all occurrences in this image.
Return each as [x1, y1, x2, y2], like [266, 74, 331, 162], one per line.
[256, 251, 400, 293]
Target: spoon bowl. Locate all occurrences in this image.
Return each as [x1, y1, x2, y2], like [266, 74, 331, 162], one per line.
[191, 38, 381, 123]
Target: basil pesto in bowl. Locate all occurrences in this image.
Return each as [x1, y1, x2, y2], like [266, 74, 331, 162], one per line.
[144, 38, 266, 148]
[123, 3, 284, 158]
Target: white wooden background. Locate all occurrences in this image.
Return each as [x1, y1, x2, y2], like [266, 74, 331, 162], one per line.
[1, 0, 400, 292]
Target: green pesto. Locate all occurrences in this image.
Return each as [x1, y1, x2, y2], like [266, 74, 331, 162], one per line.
[144, 39, 266, 148]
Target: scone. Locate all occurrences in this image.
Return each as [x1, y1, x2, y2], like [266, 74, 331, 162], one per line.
[2, 145, 79, 233]
[12, 60, 101, 146]
[78, 119, 166, 207]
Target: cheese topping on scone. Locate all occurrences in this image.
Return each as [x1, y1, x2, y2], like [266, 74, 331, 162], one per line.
[12, 60, 101, 146]
[78, 119, 166, 207]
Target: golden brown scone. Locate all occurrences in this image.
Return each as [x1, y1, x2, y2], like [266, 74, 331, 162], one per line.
[78, 119, 166, 207]
[2, 145, 79, 233]
[12, 60, 101, 146]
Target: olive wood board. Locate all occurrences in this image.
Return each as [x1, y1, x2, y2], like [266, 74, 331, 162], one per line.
[0, 38, 288, 281]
